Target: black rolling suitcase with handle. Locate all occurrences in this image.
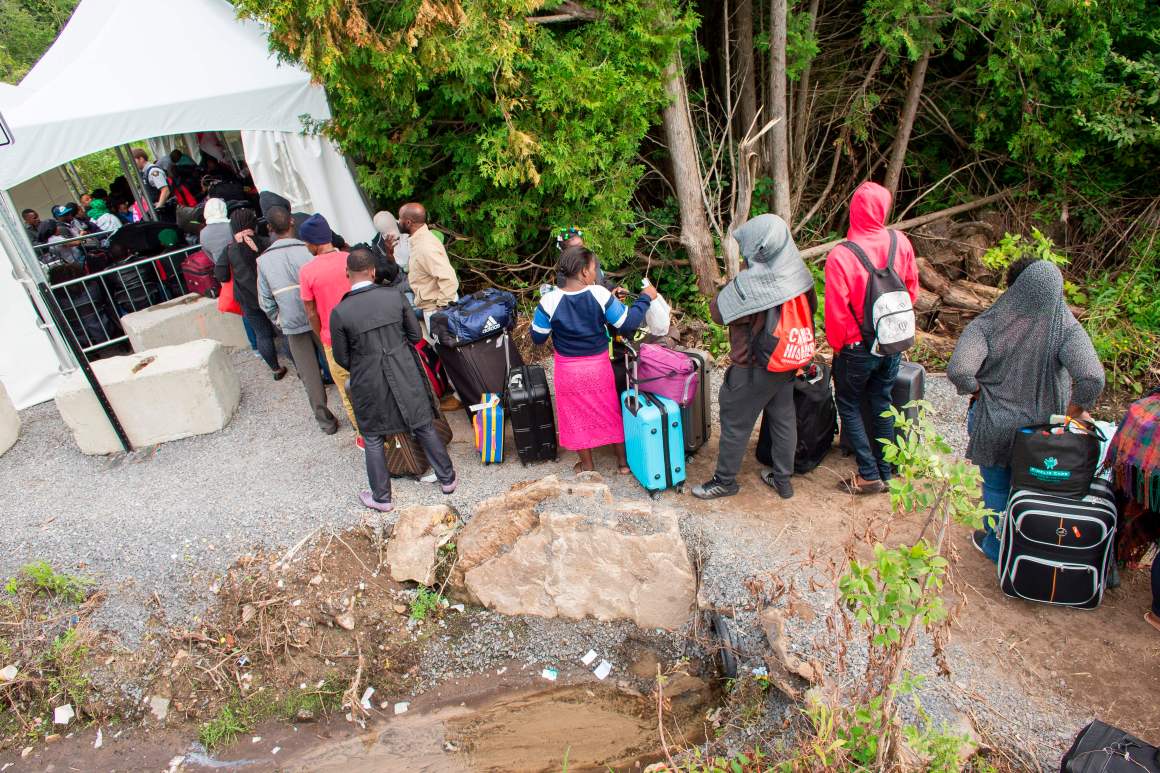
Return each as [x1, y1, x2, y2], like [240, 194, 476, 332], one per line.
[998, 478, 1117, 609]
[1060, 720, 1160, 772]
[506, 364, 557, 464]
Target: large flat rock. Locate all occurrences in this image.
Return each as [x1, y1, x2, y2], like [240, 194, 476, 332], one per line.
[120, 294, 249, 352]
[54, 340, 241, 454]
[458, 476, 696, 630]
[0, 381, 19, 456]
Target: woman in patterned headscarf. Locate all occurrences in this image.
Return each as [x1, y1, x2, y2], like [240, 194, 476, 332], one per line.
[948, 258, 1105, 562]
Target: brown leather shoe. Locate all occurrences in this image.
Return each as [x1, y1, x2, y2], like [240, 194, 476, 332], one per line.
[440, 394, 463, 412]
[838, 476, 886, 495]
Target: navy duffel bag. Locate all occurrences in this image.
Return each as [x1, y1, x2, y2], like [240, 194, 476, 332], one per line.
[430, 289, 517, 348]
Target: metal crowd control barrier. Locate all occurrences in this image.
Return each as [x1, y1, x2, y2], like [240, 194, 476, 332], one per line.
[46, 245, 198, 354]
[31, 229, 116, 251]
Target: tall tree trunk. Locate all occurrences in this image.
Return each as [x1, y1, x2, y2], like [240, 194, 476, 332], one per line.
[790, 0, 821, 214]
[767, 0, 791, 220]
[734, 0, 758, 139]
[883, 49, 931, 199]
[661, 57, 720, 296]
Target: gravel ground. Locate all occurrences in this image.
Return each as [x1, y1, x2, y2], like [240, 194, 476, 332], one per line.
[2, 351, 1071, 767]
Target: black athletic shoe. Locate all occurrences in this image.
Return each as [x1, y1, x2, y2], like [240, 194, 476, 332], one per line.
[691, 477, 740, 500]
[761, 471, 794, 499]
[971, 529, 988, 555]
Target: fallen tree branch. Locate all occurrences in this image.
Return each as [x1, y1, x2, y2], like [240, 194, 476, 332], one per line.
[526, 1, 599, 24]
[798, 191, 1011, 261]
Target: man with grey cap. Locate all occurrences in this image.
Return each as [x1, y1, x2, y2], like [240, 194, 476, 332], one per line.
[692, 214, 816, 501]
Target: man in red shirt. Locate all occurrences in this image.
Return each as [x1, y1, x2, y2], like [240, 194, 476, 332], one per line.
[824, 182, 919, 494]
[298, 215, 359, 445]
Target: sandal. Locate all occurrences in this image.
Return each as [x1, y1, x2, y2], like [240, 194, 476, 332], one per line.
[838, 476, 886, 495]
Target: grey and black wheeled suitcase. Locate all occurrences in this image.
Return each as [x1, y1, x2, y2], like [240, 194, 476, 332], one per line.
[679, 349, 711, 455]
[997, 478, 1118, 609]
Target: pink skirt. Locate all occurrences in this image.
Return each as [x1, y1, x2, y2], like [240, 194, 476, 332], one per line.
[554, 351, 624, 451]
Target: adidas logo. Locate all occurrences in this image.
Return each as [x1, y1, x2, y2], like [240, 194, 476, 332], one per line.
[481, 316, 501, 334]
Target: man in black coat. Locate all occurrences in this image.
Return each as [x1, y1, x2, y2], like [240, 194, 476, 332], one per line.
[330, 249, 458, 512]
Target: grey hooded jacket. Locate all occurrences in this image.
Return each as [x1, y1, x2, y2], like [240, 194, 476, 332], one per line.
[257, 237, 314, 335]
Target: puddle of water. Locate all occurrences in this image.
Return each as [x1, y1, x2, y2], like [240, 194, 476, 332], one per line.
[281, 679, 714, 773]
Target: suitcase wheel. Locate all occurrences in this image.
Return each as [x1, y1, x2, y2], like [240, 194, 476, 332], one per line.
[649, 490, 661, 500]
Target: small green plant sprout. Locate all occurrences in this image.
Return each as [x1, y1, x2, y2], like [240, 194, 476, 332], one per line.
[3, 561, 92, 604]
[832, 402, 984, 769]
[409, 587, 444, 622]
[198, 703, 249, 750]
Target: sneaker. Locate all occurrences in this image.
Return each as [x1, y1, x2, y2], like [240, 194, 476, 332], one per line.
[971, 529, 986, 554]
[355, 436, 366, 451]
[419, 472, 438, 484]
[441, 475, 459, 495]
[358, 490, 394, 513]
[691, 477, 740, 500]
[761, 471, 793, 499]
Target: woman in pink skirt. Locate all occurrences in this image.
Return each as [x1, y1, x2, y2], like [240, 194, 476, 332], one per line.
[532, 246, 656, 472]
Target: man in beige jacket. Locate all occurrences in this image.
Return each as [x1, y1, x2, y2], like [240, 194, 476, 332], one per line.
[396, 203, 458, 322]
[393, 202, 462, 410]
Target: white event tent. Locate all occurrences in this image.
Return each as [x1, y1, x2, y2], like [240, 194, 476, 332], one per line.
[0, 0, 375, 409]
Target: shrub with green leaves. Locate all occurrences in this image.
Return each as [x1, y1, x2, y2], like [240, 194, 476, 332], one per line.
[234, 0, 695, 282]
[4, 561, 92, 604]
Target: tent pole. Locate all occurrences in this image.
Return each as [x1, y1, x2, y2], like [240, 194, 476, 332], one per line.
[59, 167, 83, 202]
[68, 162, 88, 197]
[117, 144, 157, 222]
[0, 189, 77, 373]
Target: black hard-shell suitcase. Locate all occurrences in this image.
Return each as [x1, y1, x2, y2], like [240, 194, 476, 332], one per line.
[839, 360, 925, 453]
[437, 332, 525, 421]
[998, 478, 1117, 609]
[1060, 720, 1160, 773]
[506, 364, 557, 464]
[758, 362, 838, 474]
[679, 349, 711, 455]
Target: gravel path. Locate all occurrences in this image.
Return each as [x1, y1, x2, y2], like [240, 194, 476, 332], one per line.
[2, 352, 1075, 768]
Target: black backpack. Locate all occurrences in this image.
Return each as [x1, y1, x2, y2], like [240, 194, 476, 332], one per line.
[1060, 720, 1160, 773]
[756, 362, 837, 474]
[842, 230, 915, 355]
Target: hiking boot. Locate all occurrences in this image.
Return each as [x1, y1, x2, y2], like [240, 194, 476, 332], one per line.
[358, 490, 393, 513]
[692, 477, 739, 500]
[761, 471, 793, 499]
[440, 395, 463, 412]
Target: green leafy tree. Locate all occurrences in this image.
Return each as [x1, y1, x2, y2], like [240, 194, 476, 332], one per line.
[235, 0, 695, 284]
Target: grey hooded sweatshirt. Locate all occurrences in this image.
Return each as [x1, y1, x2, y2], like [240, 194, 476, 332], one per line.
[257, 237, 314, 335]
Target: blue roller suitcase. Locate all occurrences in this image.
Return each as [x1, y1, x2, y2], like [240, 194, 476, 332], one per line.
[621, 345, 686, 498]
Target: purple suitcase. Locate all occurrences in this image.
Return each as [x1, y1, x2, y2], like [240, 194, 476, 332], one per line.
[635, 344, 699, 406]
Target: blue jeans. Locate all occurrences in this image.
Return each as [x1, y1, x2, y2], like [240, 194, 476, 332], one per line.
[833, 345, 900, 481]
[968, 403, 1009, 563]
[241, 315, 258, 351]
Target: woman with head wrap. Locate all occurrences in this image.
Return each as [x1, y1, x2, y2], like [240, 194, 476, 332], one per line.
[85, 198, 123, 235]
[199, 198, 233, 271]
[948, 258, 1105, 562]
[692, 214, 816, 502]
[214, 207, 286, 380]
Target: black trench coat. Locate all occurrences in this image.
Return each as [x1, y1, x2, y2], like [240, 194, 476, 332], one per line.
[329, 284, 434, 436]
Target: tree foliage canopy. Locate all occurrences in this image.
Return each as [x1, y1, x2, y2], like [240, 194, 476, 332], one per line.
[235, 0, 695, 283]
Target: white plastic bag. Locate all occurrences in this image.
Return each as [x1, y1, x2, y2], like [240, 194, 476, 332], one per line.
[644, 292, 672, 337]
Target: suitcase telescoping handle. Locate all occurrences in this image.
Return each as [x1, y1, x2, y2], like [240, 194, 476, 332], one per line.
[624, 341, 640, 415]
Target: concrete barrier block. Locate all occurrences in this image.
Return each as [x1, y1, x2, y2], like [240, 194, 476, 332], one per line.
[120, 294, 249, 352]
[0, 381, 19, 457]
[54, 340, 241, 455]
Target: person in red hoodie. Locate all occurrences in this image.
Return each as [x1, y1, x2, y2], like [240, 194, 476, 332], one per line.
[824, 182, 919, 494]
